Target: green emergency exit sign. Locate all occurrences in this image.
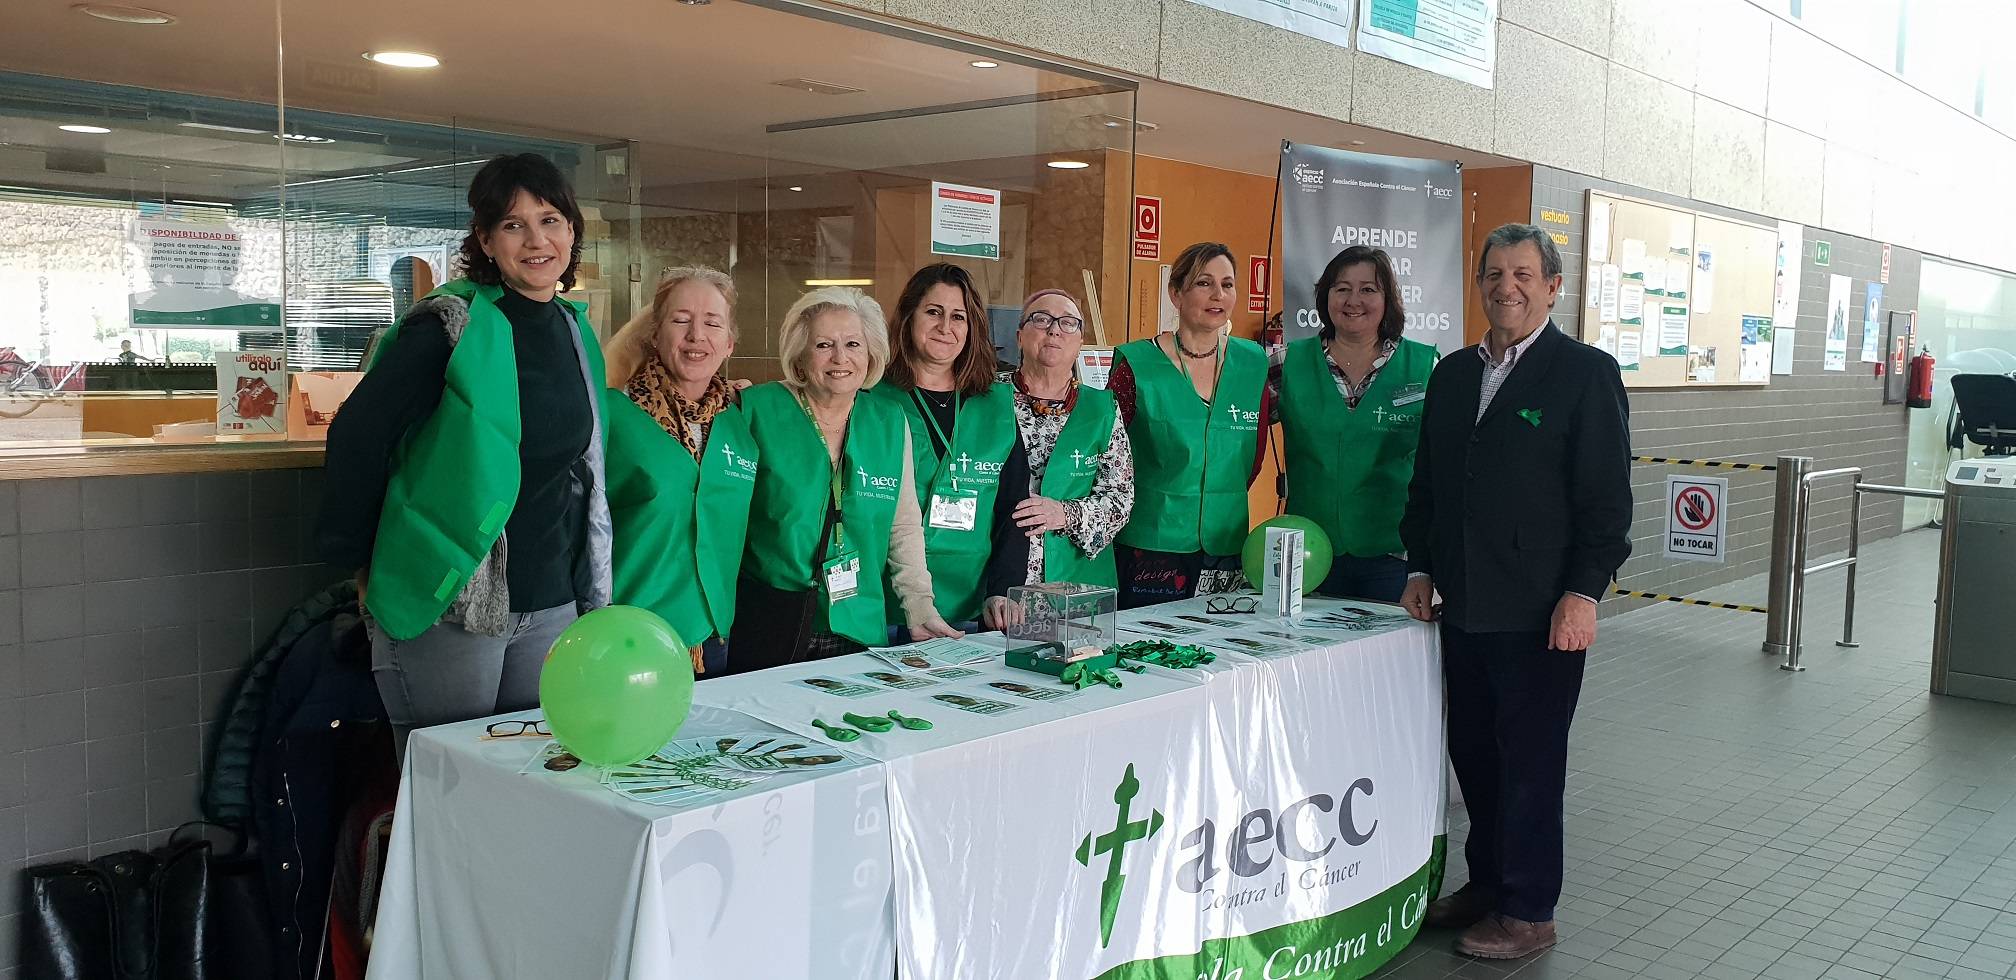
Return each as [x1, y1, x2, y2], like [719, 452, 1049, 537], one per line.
[1815, 241, 1831, 266]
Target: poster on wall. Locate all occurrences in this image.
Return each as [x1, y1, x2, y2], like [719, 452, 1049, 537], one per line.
[1860, 282, 1884, 362]
[1740, 315, 1772, 383]
[928, 182, 1001, 260]
[1278, 142, 1463, 350]
[1177, 0, 1353, 46]
[129, 219, 282, 328]
[1824, 274, 1851, 371]
[216, 351, 287, 436]
[1773, 221, 1802, 376]
[1355, 0, 1497, 88]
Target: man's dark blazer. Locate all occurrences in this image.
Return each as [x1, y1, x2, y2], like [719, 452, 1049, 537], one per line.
[1398, 321, 1633, 634]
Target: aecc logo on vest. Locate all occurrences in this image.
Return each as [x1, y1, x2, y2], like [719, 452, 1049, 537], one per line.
[855, 465, 901, 500]
[716, 442, 758, 481]
[1224, 403, 1260, 432]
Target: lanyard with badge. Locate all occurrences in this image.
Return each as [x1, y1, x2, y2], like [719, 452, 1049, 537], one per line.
[911, 389, 980, 532]
[799, 395, 860, 604]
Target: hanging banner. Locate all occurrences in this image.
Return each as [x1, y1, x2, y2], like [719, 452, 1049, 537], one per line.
[1355, 0, 1497, 89]
[1176, 0, 1353, 47]
[129, 219, 282, 328]
[1278, 142, 1463, 351]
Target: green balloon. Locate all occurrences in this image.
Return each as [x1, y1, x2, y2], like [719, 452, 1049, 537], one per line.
[539, 605, 693, 768]
[1240, 516, 1335, 595]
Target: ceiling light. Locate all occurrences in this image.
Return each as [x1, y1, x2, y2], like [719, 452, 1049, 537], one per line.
[73, 3, 176, 25]
[1348, 139, 1366, 146]
[805, 278, 873, 287]
[364, 51, 441, 69]
[969, 60, 999, 69]
[1046, 160, 1090, 170]
[180, 121, 268, 135]
[59, 124, 112, 134]
[675, 0, 711, 5]
[277, 133, 334, 143]
[788, 185, 804, 192]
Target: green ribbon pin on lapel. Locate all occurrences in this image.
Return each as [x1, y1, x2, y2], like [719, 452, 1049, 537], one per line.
[1517, 408, 1542, 428]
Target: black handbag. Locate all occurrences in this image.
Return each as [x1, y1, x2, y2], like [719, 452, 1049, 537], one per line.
[194, 825, 273, 980]
[22, 834, 209, 980]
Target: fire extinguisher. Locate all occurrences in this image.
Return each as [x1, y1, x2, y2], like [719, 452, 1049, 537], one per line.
[1908, 346, 1936, 409]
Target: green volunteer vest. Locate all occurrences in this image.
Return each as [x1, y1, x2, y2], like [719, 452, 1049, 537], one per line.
[1037, 385, 1119, 588]
[364, 279, 605, 641]
[1115, 336, 1267, 556]
[604, 391, 758, 647]
[865, 382, 1019, 623]
[741, 382, 907, 646]
[1280, 337, 1437, 559]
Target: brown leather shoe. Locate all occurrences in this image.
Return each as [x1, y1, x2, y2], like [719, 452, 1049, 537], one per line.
[1422, 884, 1495, 929]
[1455, 914, 1558, 959]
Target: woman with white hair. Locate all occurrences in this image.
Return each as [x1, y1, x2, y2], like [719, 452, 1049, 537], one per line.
[601, 265, 754, 677]
[730, 286, 961, 672]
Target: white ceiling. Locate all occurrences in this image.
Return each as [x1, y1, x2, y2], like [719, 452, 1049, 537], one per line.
[0, 0, 1518, 208]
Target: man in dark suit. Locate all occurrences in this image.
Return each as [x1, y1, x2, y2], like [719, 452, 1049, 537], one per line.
[1398, 223, 1632, 959]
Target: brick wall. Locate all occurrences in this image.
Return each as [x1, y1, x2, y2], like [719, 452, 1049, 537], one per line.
[0, 469, 338, 979]
[1528, 165, 1919, 613]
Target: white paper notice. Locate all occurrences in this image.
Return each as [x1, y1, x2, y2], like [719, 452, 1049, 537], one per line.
[1644, 261, 1666, 294]
[1773, 330, 1796, 375]
[1589, 202, 1612, 262]
[1597, 325, 1619, 362]
[1694, 247, 1716, 314]
[1666, 259, 1691, 299]
[1600, 265, 1621, 323]
[1670, 216, 1691, 252]
[1617, 329, 1642, 370]
[929, 181, 1002, 260]
[1587, 263, 1602, 308]
[1687, 345, 1718, 383]
[1774, 220, 1803, 333]
[1620, 284, 1645, 324]
[1658, 306, 1689, 356]
[1620, 239, 1647, 278]
[1741, 344, 1770, 382]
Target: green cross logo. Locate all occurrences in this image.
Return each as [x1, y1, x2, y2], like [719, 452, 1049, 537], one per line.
[1075, 763, 1164, 948]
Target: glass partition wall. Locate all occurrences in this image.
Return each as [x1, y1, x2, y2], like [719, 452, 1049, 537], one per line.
[0, 0, 1137, 445]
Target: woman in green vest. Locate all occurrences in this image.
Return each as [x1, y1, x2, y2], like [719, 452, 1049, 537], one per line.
[1108, 242, 1271, 609]
[729, 286, 961, 673]
[1273, 245, 1438, 601]
[866, 263, 1024, 633]
[317, 153, 611, 753]
[601, 265, 755, 678]
[977, 288, 1135, 629]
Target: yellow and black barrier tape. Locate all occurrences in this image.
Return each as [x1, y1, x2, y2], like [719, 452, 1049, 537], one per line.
[1631, 455, 1777, 472]
[1611, 588, 1768, 614]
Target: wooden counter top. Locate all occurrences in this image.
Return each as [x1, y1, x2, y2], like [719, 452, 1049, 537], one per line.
[0, 440, 325, 480]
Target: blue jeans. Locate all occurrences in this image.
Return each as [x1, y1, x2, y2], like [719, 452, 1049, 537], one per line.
[368, 602, 579, 760]
[1315, 554, 1409, 603]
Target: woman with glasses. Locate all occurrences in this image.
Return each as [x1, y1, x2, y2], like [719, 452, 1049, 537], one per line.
[1272, 245, 1437, 602]
[977, 288, 1133, 629]
[729, 286, 961, 674]
[1106, 242, 1270, 609]
[318, 154, 611, 753]
[864, 264, 1024, 633]
[600, 265, 755, 677]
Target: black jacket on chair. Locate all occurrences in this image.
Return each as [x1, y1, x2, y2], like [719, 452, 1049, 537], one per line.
[1399, 322, 1633, 633]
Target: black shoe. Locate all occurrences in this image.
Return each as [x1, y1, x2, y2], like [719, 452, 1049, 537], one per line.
[1424, 884, 1496, 930]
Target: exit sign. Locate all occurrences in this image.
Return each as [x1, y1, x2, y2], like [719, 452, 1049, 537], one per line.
[1814, 241, 1832, 266]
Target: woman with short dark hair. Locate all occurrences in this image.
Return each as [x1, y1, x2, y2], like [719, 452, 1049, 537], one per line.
[1270, 245, 1438, 601]
[318, 152, 611, 753]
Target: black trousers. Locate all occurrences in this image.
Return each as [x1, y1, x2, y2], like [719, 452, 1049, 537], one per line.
[1441, 623, 1586, 923]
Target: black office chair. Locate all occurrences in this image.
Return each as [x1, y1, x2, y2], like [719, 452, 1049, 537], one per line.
[1951, 373, 2016, 456]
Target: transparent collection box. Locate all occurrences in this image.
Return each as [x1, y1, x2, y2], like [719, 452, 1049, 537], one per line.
[1003, 583, 1117, 674]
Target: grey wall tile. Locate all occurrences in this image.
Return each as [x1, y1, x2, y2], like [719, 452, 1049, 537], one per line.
[0, 592, 16, 646]
[21, 694, 85, 752]
[83, 632, 143, 689]
[197, 619, 252, 674]
[86, 682, 147, 740]
[21, 745, 83, 805]
[20, 586, 81, 643]
[16, 480, 78, 534]
[86, 735, 146, 794]
[85, 787, 147, 845]
[142, 625, 198, 681]
[145, 726, 198, 780]
[78, 477, 143, 530]
[20, 638, 82, 697]
[25, 794, 86, 856]
[137, 475, 200, 525]
[0, 537, 15, 592]
[194, 473, 248, 524]
[0, 481, 18, 535]
[143, 676, 198, 730]
[145, 774, 200, 829]
[17, 532, 79, 589]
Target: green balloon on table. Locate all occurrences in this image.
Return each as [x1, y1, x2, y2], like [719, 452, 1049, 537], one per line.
[539, 605, 693, 768]
[1240, 516, 1334, 595]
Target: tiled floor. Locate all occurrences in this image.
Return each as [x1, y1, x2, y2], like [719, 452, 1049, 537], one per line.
[1374, 528, 2016, 980]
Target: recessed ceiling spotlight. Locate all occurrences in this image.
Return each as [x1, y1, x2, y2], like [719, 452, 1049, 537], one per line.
[73, 3, 176, 25]
[1046, 159, 1090, 170]
[180, 121, 268, 135]
[969, 60, 999, 69]
[788, 185, 804, 192]
[277, 133, 335, 143]
[364, 51, 440, 69]
[59, 124, 112, 134]
[675, 0, 711, 5]
[1348, 139, 1367, 146]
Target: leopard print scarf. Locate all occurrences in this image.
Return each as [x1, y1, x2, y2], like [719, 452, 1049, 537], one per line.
[624, 351, 732, 460]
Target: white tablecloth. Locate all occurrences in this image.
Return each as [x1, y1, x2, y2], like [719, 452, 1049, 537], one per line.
[368, 597, 1443, 979]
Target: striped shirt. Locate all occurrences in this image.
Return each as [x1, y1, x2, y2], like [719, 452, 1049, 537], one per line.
[1476, 324, 1548, 422]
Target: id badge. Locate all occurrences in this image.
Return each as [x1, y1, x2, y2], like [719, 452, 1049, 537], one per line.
[822, 551, 861, 603]
[928, 487, 980, 531]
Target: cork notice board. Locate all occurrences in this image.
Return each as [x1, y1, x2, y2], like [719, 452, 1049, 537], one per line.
[1582, 191, 1777, 388]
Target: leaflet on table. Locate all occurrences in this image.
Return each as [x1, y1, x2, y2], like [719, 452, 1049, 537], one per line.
[520, 735, 867, 809]
[1294, 605, 1416, 636]
[865, 636, 996, 672]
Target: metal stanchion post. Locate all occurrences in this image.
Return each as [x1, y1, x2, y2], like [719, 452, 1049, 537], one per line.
[1763, 455, 1812, 659]
[1838, 488, 1862, 649]
[1781, 473, 1813, 672]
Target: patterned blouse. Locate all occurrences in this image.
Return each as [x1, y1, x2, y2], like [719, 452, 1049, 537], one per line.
[998, 370, 1134, 587]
